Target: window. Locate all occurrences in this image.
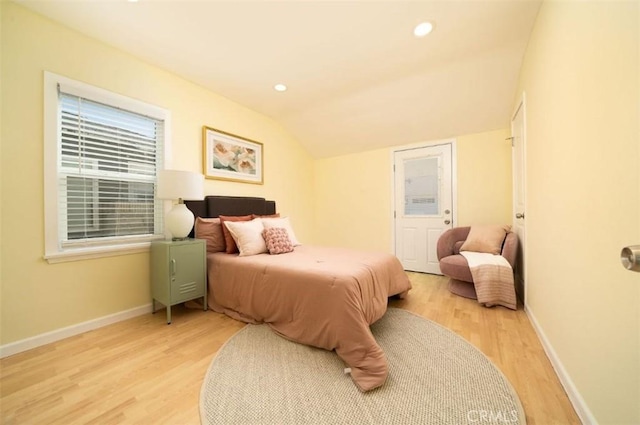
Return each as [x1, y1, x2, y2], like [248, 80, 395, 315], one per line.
[44, 72, 170, 262]
[403, 156, 440, 216]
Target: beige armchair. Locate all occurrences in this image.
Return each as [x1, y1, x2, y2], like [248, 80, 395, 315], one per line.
[436, 226, 518, 299]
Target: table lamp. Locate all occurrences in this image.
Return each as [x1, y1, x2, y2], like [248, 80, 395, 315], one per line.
[157, 169, 204, 240]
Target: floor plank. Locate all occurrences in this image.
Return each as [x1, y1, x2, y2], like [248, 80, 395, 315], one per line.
[0, 272, 579, 424]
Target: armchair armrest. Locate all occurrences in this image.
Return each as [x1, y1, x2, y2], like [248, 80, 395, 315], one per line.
[501, 232, 519, 269]
[437, 226, 471, 260]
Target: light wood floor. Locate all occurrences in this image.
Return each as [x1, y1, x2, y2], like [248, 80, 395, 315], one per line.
[0, 273, 580, 424]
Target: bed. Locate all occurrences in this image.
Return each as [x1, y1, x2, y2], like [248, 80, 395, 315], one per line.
[185, 196, 412, 391]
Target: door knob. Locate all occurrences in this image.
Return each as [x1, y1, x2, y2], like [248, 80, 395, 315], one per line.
[515, 212, 525, 219]
[444, 220, 451, 225]
[621, 245, 640, 272]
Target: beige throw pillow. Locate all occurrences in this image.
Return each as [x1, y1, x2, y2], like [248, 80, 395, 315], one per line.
[219, 215, 253, 254]
[223, 218, 268, 256]
[459, 224, 511, 255]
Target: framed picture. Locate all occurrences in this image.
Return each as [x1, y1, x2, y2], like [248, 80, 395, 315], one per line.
[202, 126, 263, 184]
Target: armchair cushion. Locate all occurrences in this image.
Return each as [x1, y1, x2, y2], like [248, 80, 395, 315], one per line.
[459, 224, 511, 255]
[439, 254, 473, 282]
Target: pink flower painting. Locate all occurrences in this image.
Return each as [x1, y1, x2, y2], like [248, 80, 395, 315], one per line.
[204, 126, 263, 184]
[213, 142, 257, 175]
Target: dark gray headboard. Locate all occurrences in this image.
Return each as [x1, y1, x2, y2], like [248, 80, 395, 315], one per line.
[184, 195, 276, 237]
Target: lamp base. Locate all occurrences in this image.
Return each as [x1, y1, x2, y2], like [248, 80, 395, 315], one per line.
[166, 203, 195, 240]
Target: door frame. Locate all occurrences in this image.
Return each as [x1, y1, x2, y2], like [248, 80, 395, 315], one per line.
[390, 138, 458, 255]
[511, 92, 528, 307]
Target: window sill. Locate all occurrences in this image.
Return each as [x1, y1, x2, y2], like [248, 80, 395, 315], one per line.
[44, 242, 153, 264]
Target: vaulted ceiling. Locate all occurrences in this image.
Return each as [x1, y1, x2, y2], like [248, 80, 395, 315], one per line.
[17, 0, 541, 158]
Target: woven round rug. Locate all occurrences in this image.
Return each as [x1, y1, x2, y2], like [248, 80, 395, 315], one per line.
[200, 308, 526, 424]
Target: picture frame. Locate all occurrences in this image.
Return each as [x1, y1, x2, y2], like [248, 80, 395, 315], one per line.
[202, 126, 264, 185]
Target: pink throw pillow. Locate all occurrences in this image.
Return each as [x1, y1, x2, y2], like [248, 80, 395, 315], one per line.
[194, 217, 226, 253]
[262, 227, 294, 255]
[251, 213, 280, 219]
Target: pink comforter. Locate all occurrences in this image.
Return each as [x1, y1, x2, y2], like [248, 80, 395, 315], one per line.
[206, 245, 411, 391]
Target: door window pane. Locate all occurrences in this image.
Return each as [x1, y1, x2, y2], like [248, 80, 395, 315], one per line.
[404, 157, 439, 216]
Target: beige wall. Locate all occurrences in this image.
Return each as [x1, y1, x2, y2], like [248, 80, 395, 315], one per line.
[517, 1, 639, 423]
[457, 129, 512, 226]
[0, 2, 314, 344]
[314, 129, 513, 252]
[314, 148, 393, 251]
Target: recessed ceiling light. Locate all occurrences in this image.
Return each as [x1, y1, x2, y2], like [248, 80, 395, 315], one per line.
[274, 84, 287, 92]
[414, 22, 433, 38]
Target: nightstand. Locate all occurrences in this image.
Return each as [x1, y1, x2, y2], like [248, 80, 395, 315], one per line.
[150, 238, 207, 324]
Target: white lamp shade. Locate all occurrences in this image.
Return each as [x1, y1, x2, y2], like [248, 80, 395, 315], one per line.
[157, 170, 204, 201]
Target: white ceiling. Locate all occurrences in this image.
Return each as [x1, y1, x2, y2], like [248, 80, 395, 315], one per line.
[17, 0, 541, 158]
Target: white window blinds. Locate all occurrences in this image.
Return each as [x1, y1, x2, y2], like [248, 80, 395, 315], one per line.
[58, 90, 164, 246]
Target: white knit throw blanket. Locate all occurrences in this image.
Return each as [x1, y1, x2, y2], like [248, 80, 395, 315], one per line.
[460, 251, 517, 310]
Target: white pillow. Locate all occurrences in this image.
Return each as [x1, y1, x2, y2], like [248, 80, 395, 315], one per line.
[261, 217, 301, 246]
[223, 218, 267, 256]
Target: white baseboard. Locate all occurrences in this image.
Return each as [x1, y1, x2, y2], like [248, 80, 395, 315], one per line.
[525, 302, 595, 425]
[0, 304, 152, 359]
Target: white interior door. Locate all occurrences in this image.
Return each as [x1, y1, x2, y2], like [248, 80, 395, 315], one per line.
[394, 143, 453, 274]
[512, 96, 527, 302]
